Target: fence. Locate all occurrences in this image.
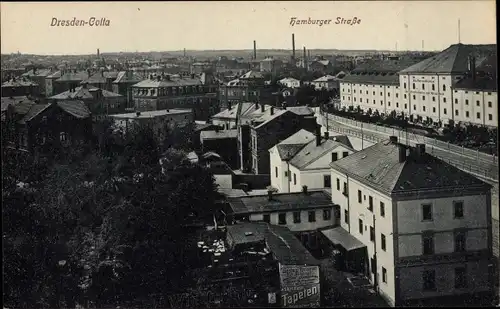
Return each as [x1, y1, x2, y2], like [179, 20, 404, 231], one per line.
[316, 113, 498, 181]
[317, 110, 497, 164]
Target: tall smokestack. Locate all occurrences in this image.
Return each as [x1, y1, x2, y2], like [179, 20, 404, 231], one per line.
[183, 48, 186, 57]
[303, 47, 307, 70]
[97, 48, 100, 58]
[292, 33, 296, 60]
[253, 40, 257, 60]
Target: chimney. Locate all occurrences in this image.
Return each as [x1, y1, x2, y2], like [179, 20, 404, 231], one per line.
[261, 104, 265, 113]
[324, 131, 329, 139]
[303, 47, 307, 70]
[136, 111, 141, 117]
[315, 125, 321, 146]
[471, 56, 476, 80]
[292, 33, 296, 60]
[253, 40, 257, 60]
[270, 106, 274, 115]
[267, 189, 273, 201]
[302, 185, 308, 195]
[389, 135, 398, 144]
[398, 144, 407, 163]
[97, 48, 100, 58]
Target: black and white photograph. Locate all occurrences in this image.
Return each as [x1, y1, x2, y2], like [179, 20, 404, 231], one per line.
[1, 1, 498, 308]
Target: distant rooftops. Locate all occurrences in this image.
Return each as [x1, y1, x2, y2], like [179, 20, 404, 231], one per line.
[109, 109, 192, 119]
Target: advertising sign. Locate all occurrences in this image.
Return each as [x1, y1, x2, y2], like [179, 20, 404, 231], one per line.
[279, 265, 320, 308]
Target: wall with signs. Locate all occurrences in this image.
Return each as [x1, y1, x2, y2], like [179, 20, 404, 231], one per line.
[279, 264, 320, 308]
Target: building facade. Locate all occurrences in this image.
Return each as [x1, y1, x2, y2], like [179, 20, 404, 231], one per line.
[329, 136, 495, 306]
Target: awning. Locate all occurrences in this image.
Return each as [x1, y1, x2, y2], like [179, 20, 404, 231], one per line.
[321, 227, 366, 251]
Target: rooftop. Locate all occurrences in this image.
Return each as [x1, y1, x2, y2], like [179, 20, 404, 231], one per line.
[289, 136, 354, 170]
[2, 78, 38, 88]
[226, 222, 320, 265]
[453, 53, 497, 91]
[239, 70, 264, 80]
[200, 129, 238, 140]
[342, 72, 400, 85]
[330, 138, 491, 195]
[227, 189, 334, 214]
[50, 85, 122, 100]
[211, 102, 255, 120]
[109, 109, 192, 119]
[132, 75, 203, 88]
[1, 96, 36, 114]
[313, 75, 337, 82]
[21, 68, 53, 78]
[400, 43, 497, 74]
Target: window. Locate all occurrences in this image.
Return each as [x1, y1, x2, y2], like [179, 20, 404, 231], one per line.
[422, 96, 425, 101]
[488, 101, 492, 108]
[278, 213, 287, 225]
[423, 270, 436, 291]
[293, 173, 297, 185]
[422, 204, 432, 221]
[432, 97, 435, 102]
[404, 94, 407, 99]
[323, 175, 331, 188]
[423, 106, 426, 112]
[413, 105, 416, 110]
[443, 98, 446, 103]
[381, 234, 386, 251]
[370, 226, 375, 242]
[476, 100, 480, 107]
[373, 100, 375, 104]
[284, 171, 288, 178]
[332, 152, 338, 162]
[489, 114, 493, 121]
[477, 112, 480, 119]
[380, 92, 382, 96]
[432, 84, 435, 91]
[308, 211, 316, 222]
[368, 196, 373, 211]
[443, 85, 446, 91]
[381, 101, 383, 106]
[412, 83, 415, 89]
[344, 210, 349, 224]
[413, 95, 416, 100]
[358, 219, 363, 234]
[342, 151, 349, 158]
[422, 84, 425, 90]
[336, 178, 340, 190]
[432, 107, 436, 113]
[465, 99, 469, 105]
[358, 190, 362, 203]
[323, 209, 331, 221]
[343, 182, 348, 196]
[422, 234, 434, 255]
[263, 214, 270, 223]
[388, 93, 391, 97]
[382, 267, 387, 283]
[466, 111, 470, 118]
[59, 132, 67, 142]
[454, 201, 464, 218]
[275, 167, 278, 178]
[396, 103, 399, 108]
[454, 231, 466, 252]
[373, 91, 375, 95]
[396, 93, 399, 98]
[293, 211, 301, 223]
[404, 82, 406, 89]
[455, 98, 458, 104]
[404, 104, 407, 109]
[454, 267, 467, 289]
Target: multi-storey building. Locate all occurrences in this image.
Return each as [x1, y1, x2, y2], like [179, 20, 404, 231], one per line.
[238, 104, 317, 174]
[21, 68, 53, 97]
[278, 77, 301, 89]
[111, 71, 144, 109]
[219, 70, 276, 111]
[210, 102, 255, 130]
[329, 136, 495, 306]
[1, 77, 39, 97]
[260, 58, 284, 73]
[270, 129, 354, 193]
[131, 73, 219, 121]
[340, 44, 497, 127]
[50, 84, 126, 118]
[80, 70, 119, 92]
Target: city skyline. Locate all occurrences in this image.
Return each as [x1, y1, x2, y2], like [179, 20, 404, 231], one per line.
[1, 1, 496, 55]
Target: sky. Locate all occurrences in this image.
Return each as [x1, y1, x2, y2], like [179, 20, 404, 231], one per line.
[0, 1, 496, 55]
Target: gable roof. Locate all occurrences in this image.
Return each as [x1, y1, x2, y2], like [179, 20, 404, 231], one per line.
[330, 138, 490, 196]
[50, 85, 122, 100]
[21, 68, 53, 78]
[453, 53, 497, 91]
[19, 104, 51, 124]
[56, 71, 89, 82]
[56, 100, 91, 118]
[132, 76, 203, 88]
[113, 71, 143, 83]
[211, 102, 255, 120]
[240, 70, 264, 80]
[1, 96, 36, 114]
[400, 44, 496, 74]
[286, 106, 314, 116]
[289, 136, 354, 169]
[313, 75, 337, 82]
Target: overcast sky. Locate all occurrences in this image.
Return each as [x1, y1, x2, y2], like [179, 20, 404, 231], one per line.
[1, 1, 496, 55]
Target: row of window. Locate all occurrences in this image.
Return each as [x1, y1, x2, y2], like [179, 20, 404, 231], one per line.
[268, 209, 332, 225]
[405, 82, 447, 92]
[357, 190, 386, 217]
[422, 201, 464, 221]
[422, 267, 468, 291]
[422, 230, 467, 255]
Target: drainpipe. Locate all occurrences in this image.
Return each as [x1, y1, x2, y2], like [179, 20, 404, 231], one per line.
[372, 212, 378, 294]
[286, 160, 291, 193]
[346, 174, 350, 233]
[436, 74, 440, 126]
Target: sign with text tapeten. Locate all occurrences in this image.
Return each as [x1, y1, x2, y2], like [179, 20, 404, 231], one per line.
[279, 264, 320, 308]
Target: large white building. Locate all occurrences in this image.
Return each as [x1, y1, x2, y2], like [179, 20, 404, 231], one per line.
[329, 136, 495, 306]
[340, 44, 497, 127]
[269, 128, 355, 193]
